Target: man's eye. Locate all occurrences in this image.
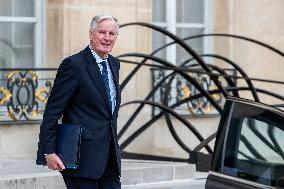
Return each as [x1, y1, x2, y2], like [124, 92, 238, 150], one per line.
[109, 32, 115, 36]
[99, 31, 106, 34]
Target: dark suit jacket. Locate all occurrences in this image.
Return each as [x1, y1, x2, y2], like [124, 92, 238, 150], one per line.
[37, 46, 121, 179]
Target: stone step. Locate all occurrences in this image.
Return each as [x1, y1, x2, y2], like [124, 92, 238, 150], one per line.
[123, 179, 206, 189]
[0, 159, 208, 189]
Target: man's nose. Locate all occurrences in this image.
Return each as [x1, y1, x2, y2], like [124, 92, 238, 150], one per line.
[103, 33, 111, 40]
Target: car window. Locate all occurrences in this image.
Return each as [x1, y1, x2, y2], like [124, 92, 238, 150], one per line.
[238, 118, 284, 164]
[221, 102, 284, 187]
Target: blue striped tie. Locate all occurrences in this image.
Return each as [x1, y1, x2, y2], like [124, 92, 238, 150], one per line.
[99, 61, 112, 110]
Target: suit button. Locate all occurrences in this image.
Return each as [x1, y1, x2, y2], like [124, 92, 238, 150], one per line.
[108, 136, 112, 141]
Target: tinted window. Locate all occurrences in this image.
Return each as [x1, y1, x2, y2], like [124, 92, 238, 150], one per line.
[222, 102, 284, 187]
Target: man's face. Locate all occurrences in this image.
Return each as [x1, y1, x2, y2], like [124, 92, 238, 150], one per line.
[89, 19, 118, 59]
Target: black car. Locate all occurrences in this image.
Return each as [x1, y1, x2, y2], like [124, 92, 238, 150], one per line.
[205, 96, 284, 189]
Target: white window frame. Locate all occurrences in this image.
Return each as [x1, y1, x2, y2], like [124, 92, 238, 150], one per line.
[152, 0, 213, 65]
[0, 0, 45, 68]
[152, 0, 214, 115]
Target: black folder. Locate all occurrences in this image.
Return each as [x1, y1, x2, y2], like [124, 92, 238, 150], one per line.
[56, 124, 82, 169]
[36, 123, 82, 169]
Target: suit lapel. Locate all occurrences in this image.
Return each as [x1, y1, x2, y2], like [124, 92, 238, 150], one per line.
[83, 47, 112, 113]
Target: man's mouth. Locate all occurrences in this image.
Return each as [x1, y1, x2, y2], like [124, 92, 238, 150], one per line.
[101, 43, 110, 47]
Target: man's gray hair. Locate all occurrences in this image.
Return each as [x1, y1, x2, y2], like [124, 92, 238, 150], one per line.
[90, 14, 119, 34]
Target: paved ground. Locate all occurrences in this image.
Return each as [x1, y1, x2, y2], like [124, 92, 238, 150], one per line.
[0, 159, 208, 188]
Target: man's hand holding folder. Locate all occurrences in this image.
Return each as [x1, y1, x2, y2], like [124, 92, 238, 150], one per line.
[45, 153, 65, 171]
[37, 123, 82, 170]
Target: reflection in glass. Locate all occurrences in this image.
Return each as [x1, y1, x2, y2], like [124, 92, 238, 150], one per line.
[176, 28, 204, 65]
[0, 22, 35, 68]
[152, 0, 166, 23]
[176, 0, 204, 23]
[239, 118, 284, 164]
[223, 104, 284, 186]
[0, 0, 35, 17]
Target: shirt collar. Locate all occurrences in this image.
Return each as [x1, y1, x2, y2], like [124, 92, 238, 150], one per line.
[89, 45, 108, 64]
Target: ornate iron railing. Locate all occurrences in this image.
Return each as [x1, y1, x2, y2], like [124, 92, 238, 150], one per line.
[0, 68, 57, 124]
[151, 68, 237, 117]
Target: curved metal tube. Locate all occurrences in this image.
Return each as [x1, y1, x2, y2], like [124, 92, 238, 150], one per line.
[119, 22, 228, 97]
[120, 100, 213, 153]
[163, 75, 192, 153]
[182, 54, 259, 101]
[118, 53, 222, 113]
[118, 72, 176, 139]
[182, 62, 239, 97]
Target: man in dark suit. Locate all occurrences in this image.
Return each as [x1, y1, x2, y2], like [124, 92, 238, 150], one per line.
[37, 14, 121, 189]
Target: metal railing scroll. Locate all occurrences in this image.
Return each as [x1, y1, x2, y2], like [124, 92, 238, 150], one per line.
[0, 68, 57, 124]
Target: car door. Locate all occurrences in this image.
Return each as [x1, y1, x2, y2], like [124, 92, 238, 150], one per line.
[205, 96, 284, 189]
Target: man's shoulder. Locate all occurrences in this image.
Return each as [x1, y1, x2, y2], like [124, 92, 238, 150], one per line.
[68, 46, 89, 62]
[62, 47, 89, 67]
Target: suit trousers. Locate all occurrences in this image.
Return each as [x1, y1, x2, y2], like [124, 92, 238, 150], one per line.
[63, 136, 121, 189]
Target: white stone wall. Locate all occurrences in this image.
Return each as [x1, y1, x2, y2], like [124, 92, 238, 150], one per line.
[0, 124, 40, 159]
[214, 0, 284, 104]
